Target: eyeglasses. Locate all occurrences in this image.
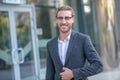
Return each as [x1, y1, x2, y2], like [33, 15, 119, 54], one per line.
[57, 16, 73, 21]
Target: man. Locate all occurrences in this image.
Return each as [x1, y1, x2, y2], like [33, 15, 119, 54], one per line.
[46, 5, 103, 80]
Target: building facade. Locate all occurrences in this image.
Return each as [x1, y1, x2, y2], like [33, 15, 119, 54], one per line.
[0, 0, 120, 80]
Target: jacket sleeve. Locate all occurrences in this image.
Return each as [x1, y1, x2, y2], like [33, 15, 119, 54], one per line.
[72, 36, 103, 80]
[46, 43, 55, 80]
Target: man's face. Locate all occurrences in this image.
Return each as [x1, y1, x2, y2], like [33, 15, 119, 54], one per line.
[56, 10, 74, 33]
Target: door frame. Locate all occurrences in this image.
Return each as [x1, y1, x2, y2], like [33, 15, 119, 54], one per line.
[0, 4, 40, 80]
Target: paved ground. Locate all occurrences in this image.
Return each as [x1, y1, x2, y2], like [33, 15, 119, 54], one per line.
[88, 69, 120, 80]
[0, 65, 120, 80]
[40, 68, 120, 80]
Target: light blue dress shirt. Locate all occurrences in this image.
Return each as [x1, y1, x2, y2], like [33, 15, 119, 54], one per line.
[58, 33, 71, 65]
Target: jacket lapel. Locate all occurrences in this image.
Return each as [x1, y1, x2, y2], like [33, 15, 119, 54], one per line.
[52, 37, 63, 66]
[64, 31, 75, 66]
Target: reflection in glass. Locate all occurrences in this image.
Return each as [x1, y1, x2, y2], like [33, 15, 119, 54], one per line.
[0, 12, 13, 80]
[36, 7, 56, 80]
[15, 12, 35, 80]
[36, 7, 51, 39]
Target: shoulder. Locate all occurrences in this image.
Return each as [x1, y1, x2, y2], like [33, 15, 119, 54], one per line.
[71, 31, 90, 40]
[47, 36, 58, 46]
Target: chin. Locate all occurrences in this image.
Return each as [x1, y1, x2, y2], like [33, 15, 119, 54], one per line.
[61, 30, 70, 33]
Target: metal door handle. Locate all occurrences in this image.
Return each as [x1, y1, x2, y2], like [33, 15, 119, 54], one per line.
[17, 48, 24, 64]
[12, 48, 24, 64]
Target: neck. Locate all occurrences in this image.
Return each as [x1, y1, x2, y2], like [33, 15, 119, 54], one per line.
[59, 31, 71, 41]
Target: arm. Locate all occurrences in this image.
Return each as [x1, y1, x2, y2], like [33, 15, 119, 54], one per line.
[46, 43, 55, 80]
[72, 36, 103, 79]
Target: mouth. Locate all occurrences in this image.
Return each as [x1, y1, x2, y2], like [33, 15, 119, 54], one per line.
[60, 24, 68, 27]
[61, 25, 67, 29]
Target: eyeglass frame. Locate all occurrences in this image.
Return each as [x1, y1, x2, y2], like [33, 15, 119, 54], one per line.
[56, 16, 73, 21]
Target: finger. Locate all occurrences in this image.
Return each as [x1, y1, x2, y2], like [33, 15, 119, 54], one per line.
[62, 67, 67, 71]
[60, 72, 62, 76]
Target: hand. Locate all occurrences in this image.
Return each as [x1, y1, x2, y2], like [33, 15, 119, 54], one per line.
[60, 67, 73, 80]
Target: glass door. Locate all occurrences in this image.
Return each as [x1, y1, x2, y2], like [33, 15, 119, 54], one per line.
[0, 5, 40, 80]
[0, 11, 14, 80]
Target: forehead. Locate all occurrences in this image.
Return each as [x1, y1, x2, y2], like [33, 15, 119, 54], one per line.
[57, 11, 72, 17]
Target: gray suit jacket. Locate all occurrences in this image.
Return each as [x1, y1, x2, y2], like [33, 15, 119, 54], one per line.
[46, 31, 103, 80]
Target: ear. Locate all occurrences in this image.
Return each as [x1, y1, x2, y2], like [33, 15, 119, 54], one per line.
[72, 16, 75, 23]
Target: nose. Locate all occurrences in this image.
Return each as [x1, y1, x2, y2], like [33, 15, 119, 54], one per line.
[61, 18, 67, 23]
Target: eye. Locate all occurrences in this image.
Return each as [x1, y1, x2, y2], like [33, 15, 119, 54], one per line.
[57, 16, 73, 21]
[65, 17, 72, 20]
[57, 17, 63, 20]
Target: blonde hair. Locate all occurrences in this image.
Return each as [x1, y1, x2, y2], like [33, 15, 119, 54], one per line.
[56, 5, 75, 17]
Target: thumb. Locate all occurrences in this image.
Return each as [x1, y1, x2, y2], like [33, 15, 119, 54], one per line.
[62, 67, 67, 71]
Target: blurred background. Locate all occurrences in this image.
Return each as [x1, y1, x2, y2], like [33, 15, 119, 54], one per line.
[0, 0, 120, 80]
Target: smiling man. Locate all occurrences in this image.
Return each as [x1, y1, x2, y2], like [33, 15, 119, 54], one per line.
[46, 5, 103, 80]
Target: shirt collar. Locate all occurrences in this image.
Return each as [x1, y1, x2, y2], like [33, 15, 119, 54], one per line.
[58, 30, 71, 42]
